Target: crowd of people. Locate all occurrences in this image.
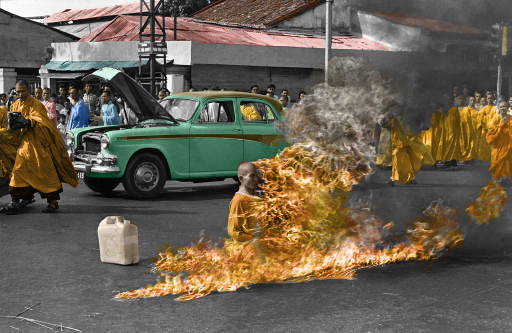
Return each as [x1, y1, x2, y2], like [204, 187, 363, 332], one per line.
[376, 87, 512, 185]
[0, 83, 123, 139]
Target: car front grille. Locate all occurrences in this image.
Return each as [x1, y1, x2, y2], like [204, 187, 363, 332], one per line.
[84, 138, 101, 153]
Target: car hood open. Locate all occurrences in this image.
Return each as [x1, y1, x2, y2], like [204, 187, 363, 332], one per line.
[83, 67, 176, 123]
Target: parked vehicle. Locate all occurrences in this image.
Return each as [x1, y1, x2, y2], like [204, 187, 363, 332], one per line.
[68, 67, 288, 198]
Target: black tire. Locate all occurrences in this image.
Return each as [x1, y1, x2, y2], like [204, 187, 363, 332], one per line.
[123, 152, 167, 199]
[84, 176, 120, 194]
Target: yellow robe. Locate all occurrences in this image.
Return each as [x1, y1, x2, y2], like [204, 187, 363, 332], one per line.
[375, 127, 392, 167]
[441, 107, 462, 161]
[486, 117, 512, 179]
[431, 110, 444, 162]
[391, 119, 427, 183]
[0, 105, 7, 129]
[0, 129, 22, 178]
[475, 105, 499, 161]
[9, 96, 78, 193]
[417, 128, 435, 165]
[228, 192, 262, 242]
[459, 106, 476, 161]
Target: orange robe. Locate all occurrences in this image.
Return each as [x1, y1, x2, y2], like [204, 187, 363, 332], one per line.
[0, 129, 21, 178]
[375, 127, 392, 167]
[431, 110, 444, 162]
[476, 105, 499, 161]
[9, 96, 78, 193]
[459, 106, 476, 161]
[228, 192, 262, 242]
[0, 105, 7, 129]
[417, 128, 434, 165]
[486, 117, 512, 179]
[391, 119, 428, 183]
[441, 107, 462, 161]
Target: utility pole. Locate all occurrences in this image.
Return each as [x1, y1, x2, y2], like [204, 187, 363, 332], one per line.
[324, 0, 333, 85]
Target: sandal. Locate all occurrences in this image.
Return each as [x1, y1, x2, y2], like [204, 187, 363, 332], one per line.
[42, 201, 59, 213]
[0, 201, 26, 215]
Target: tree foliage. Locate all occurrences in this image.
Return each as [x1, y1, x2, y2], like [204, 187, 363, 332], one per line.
[161, 0, 217, 16]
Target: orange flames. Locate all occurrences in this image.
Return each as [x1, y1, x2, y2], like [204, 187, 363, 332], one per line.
[466, 181, 508, 224]
[116, 146, 465, 301]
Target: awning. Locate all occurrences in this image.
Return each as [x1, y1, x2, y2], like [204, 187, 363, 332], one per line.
[46, 60, 148, 71]
[40, 72, 87, 79]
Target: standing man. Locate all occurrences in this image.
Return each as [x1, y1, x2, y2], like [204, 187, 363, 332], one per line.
[82, 83, 100, 126]
[266, 84, 279, 99]
[34, 87, 44, 102]
[250, 85, 260, 94]
[0, 80, 78, 214]
[94, 91, 120, 125]
[67, 88, 90, 129]
[41, 88, 57, 125]
[54, 86, 68, 107]
[486, 100, 512, 182]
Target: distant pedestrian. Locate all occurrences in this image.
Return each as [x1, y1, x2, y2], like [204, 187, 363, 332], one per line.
[83, 83, 100, 125]
[0, 93, 6, 106]
[250, 85, 260, 94]
[41, 88, 57, 125]
[297, 91, 306, 104]
[34, 87, 43, 102]
[266, 84, 279, 99]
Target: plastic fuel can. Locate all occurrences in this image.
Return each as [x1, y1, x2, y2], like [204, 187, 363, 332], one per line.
[97, 216, 139, 265]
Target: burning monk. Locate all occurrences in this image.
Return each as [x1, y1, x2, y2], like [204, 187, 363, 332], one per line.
[228, 161, 262, 242]
[0, 80, 78, 214]
[486, 100, 512, 182]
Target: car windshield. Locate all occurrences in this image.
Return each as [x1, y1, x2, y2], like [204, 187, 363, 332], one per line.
[161, 98, 198, 122]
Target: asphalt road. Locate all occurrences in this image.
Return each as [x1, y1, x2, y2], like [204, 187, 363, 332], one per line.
[0, 161, 511, 332]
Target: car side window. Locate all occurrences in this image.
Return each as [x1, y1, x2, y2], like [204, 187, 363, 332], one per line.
[240, 101, 277, 122]
[197, 101, 234, 123]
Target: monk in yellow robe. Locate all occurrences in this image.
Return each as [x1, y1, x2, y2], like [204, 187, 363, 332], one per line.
[440, 95, 464, 163]
[459, 96, 477, 161]
[475, 94, 500, 161]
[390, 118, 429, 184]
[431, 109, 444, 162]
[1, 80, 78, 214]
[228, 162, 262, 242]
[486, 100, 512, 180]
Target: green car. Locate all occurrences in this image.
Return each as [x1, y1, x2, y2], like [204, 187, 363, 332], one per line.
[69, 68, 287, 199]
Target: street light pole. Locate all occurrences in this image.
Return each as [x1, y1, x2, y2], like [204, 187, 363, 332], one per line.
[325, 0, 333, 85]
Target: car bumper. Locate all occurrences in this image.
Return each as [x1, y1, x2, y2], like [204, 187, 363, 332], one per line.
[74, 162, 121, 174]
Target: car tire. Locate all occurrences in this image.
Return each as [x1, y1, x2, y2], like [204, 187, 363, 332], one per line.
[123, 152, 167, 199]
[84, 176, 120, 194]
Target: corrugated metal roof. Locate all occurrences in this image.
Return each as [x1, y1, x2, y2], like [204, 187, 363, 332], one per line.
[367, 11, 486, 34]
[53, 21, 111, 38]
[46, 2, 141, 23]
[80, 16, 388, 51]
[193, 0, 323, 29]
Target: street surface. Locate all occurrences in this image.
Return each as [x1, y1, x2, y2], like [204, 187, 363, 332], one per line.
[0, 161, 511, 332]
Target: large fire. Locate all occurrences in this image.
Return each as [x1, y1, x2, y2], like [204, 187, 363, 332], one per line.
[115, 57, 502, 302]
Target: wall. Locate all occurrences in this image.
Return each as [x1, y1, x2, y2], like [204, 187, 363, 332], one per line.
[0, 11, 75, 68]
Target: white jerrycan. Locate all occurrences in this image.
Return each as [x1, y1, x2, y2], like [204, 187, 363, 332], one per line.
[97, 216, 139, 265]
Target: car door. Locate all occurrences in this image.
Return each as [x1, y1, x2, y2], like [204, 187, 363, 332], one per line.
[189, 99, 243, 176]
[238, 98, 287, 162]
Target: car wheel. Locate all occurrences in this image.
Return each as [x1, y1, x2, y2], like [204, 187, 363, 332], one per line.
[123, 152, 167, 199]
[84, 176, 120, 194]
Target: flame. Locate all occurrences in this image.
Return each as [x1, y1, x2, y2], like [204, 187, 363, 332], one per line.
[116, 146, 464, 301]
[465, 181, 508, 224]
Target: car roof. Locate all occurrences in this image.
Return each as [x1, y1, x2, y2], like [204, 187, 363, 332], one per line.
[170, 91, 285, 115]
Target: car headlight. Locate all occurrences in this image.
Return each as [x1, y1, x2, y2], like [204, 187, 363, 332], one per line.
[100, 135, 110, 150]
[65, 131, 75, 148]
